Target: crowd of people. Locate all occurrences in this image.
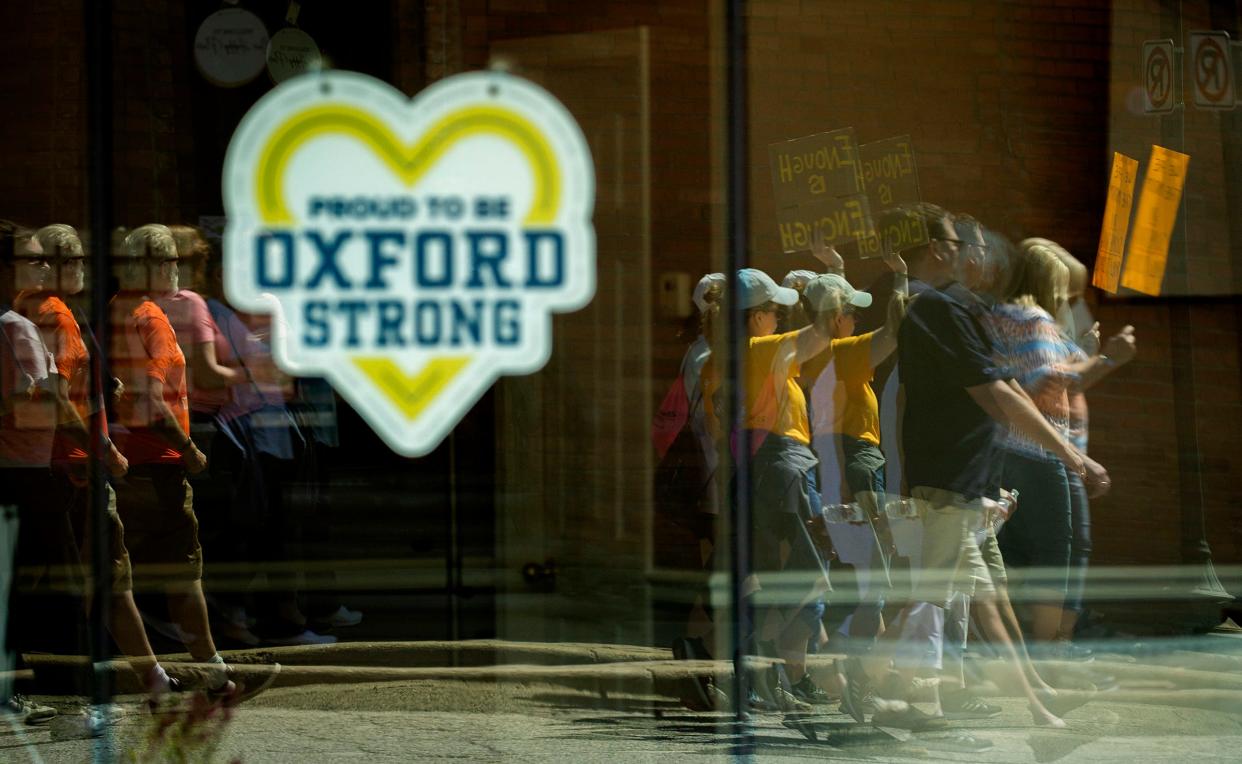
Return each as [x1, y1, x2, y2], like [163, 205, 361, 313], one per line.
[0, 220, 360, 734]
[656, 202, 1137, 750]
[1, 200, 1142, 747]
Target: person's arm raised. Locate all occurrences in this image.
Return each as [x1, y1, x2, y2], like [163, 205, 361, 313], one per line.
[868, 249, 910, 368]
[809, 226, 845, 275]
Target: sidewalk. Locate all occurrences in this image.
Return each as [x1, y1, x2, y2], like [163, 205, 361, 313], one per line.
[6, 671, 1242, 763]
[20, 636, 1242, 714]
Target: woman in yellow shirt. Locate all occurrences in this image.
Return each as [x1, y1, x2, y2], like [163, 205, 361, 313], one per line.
[715, 267, 837, 710]
[799, 260, 908, 721]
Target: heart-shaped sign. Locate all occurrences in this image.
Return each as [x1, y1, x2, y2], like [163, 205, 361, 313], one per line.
[223, 70, 596, 456]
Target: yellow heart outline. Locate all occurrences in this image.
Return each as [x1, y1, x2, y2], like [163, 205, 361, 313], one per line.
[253, 101, 565, 422]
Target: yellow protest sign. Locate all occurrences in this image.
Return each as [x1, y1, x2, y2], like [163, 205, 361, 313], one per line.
[775, 194, 872, 252]
[1120, 145, 1190, 296]
[768, 128, 864, 210]
[855, 135, 925, 259]
[1092, 151, 1138, 293]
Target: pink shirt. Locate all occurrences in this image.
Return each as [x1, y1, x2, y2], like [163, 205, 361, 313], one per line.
[156, 289, 232, 414]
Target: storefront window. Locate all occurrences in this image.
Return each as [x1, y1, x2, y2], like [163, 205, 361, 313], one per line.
[1, 1, 1240, 760]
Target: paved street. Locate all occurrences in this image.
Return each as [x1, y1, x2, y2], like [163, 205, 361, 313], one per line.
[6, 673, 1242, 763]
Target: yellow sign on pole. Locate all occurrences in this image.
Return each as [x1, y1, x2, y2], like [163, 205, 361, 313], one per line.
[1092, 151, 1139, 293]
[1120, 145, 1190, 296]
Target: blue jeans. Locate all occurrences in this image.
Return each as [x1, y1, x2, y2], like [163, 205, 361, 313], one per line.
[1065, 472, 1092, 614]
[997, 449, 1071, 603]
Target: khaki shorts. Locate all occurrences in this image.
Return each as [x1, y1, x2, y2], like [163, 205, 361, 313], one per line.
[979, 527, 1007, 588]
[113, 465, 203, 586]
[910, 486, 995, 608]
[62, 476, 134, 592]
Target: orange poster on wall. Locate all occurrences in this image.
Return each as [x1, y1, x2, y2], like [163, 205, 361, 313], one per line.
[1092, 151, 1138, 293]
[1120, 145, 1190, 296]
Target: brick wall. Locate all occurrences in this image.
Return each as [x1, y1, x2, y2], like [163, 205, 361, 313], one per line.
[1095, 0, 1242, 567]
[741, 0, 1242, 570]
[0, 0, 88, 228]
[111, 0, 197, 227]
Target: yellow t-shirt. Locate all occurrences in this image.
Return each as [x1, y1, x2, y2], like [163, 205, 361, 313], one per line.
[827, 331, 880, 445]
[744, 331, 811, 445]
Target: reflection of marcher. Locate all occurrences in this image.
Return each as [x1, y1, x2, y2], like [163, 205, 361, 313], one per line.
[23, 224, 181, 708]
[989, 239, 1092, 648]
[956, 226, 1057, 698]
[800, 247, 907, 720]
[710, 267, 835, 711]
[110, 224, 236, 698]
[892, 204, 1083, 731]
[1005, 238, 1135, 654]
[1, 220, 66, 724]
[655, 273, 725, 709]
[172, 225, 334, 646]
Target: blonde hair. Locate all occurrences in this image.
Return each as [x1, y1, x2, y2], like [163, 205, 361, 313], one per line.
[1008, 242, 1069, 316]
[1021, 237, 1087, 298]
[123, 224, 177, 260]
[697, 281, 723, 339]
[35, 224, 83, 258]
[811, 283, 909, 336]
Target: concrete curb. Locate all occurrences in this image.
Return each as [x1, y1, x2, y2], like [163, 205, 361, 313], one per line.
[22, 639, 1242, 714]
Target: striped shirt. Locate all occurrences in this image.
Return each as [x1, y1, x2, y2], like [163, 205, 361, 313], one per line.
[987, 303, 1085, 457]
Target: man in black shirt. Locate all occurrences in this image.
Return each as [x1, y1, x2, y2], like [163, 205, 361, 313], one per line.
[879, 204, 1106, 731]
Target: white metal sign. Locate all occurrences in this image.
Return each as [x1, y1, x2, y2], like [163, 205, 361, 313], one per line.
[222, 70, 597, 456]
[1190, 31, 1235, 109]
[1142, 39, 1175, 114]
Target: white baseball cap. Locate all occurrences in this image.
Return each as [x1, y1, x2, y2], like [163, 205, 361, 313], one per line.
[692, 272, 726, 313]
[782, 269, 817, 290]
[803, 273, 872, 312]
[737, 268, 800, 309]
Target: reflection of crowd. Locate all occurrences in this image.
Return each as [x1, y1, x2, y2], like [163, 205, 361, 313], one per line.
[0, 220, 360, 733]
[657, 203, 1136, 746]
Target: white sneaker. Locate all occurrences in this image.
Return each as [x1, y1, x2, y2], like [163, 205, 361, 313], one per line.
[265, 629, 338, 646]
[315, 606, 363, 628]
[49, 704, 125, 739]
[3, 694, 57, 725]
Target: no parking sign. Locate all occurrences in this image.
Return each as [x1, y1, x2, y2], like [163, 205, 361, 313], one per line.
[1190, 31, 1235, 110]
[1143, 39, 1175, 114]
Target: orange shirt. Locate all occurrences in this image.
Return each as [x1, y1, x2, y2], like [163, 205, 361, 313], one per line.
[28, 293, 99, 462]
[110, 296, 189, 465]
